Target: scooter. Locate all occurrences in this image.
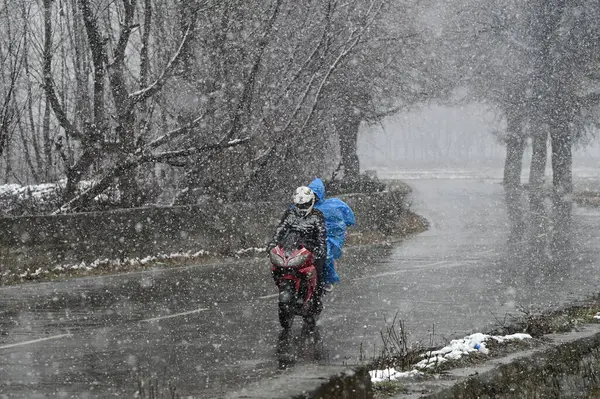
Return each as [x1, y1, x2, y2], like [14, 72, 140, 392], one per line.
[269, 233, 321, 330]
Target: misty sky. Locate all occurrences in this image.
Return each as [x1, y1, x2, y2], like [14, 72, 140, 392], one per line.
[359, 102, 600, 173]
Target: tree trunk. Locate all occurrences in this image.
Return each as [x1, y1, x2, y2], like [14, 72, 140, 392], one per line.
[117, 114, 143, 208]
[339, 115, 361, 181]
[529, 130, 547, 191]
[504, 136, 525, 189]
[503, 113, 525, 191]
[505, 186, 525, 244]
[550, 123, 572, 197]
[16, 117, 39, 182]
[43, 100, 52, 180]
[4, 145, 11, 182]
[527, 128, 549, 256]
[549, 120, 572, 257]
[503, 116, 526, 243]
[64, 145, 97, 200]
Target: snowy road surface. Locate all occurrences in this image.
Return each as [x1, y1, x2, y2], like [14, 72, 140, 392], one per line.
[2, 176, 600, 397]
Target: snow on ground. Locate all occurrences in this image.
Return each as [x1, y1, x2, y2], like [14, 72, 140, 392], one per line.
[369, 368, 423, 383]
[13, 248, 263, 281]
[0, 180, 95, 199]
[234, 247, 267, 256]
[0, 183, 21, 196]
[369, 332, 532, 383]
[0, 181, 62, 203]
[415, 332, 532, 369]
[8, 250, 211, 281]
[0, 180, 103, 215]
[6, 246, 266, 282]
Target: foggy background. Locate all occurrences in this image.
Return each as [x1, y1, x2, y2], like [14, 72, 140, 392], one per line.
[360, 102, 600, 180]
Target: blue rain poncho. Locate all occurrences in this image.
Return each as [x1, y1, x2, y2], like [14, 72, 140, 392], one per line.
[308, 178, 355, 284]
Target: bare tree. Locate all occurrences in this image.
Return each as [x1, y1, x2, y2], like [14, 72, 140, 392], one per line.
[0, 0, 25, 160]
[41, 0, 226, 210]
[439, 0, 600, 196]
[1, 0, 438, 212]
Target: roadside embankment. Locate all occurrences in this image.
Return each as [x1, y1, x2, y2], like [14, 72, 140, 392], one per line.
[437, 326, 600, 398]
[0, 182, 427, 285]
[225, 365, 374, 399]
[286, 299, 600, 399]
[411, 323, 600, 398]
[228, 320, 600, 398]
[367, 299, 600, 398]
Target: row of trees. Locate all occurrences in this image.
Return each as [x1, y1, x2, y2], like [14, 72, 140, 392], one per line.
[0, 0, 439, 212]
[4, 0, 596, 218]
[453, 0, 600, 250]
[442, 0, 600, 197]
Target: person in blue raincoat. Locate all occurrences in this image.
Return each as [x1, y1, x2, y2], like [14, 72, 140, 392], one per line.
[308, 178, 355, 292]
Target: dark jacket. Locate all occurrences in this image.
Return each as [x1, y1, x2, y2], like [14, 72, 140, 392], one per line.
[269, 206, 327, 259]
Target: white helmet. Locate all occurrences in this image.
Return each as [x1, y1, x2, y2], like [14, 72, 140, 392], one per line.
[293, 186, 315, 216]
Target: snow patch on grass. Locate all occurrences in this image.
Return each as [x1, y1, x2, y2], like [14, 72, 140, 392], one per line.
[9, 250, 211, 281]
[415, 333, 531, 369]
[234, 247, 265, 257]
[2, 243, 268, 284]
[370, 332, 532, 383]
[0, 180, 110, 216]
[369, 368, 423, 383]
[415, 332, 532, 369]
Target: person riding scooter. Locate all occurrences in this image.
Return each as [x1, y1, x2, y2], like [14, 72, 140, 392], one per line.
[268, 186, 328, 300]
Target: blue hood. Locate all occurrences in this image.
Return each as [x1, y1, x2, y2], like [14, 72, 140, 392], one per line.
[308, 178, 326, 205]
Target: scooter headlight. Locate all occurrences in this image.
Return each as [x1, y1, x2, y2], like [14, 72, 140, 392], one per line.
[269, 252, 285, 267]
[287, 254, 308, 267]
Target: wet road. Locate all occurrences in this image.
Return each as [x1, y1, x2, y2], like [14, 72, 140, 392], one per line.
[2, 176, 600, 397]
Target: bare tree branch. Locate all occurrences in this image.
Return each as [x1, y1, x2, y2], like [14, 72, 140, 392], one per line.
[127, 14, 197, 107]
[244, 0, 335, 141]
[0, 40, 22, 158]
[54, 137, 249, 214]
[300, 34, 361, 132]
[139, 0, 152, 88]
[220, 0, 284, 143]
[114, 0, 137, 68]
[299, 0, 384, 131]
[108, 0, 138, 108]
[149, 137, 250, 163]
[79, 0, 109, 124]
[43, 0, 82, 140]
[145, 114, 204, 150]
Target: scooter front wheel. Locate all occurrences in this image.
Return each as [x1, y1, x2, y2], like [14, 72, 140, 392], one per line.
[278, 288, 295, 329]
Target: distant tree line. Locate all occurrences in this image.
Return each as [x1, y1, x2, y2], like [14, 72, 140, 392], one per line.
[439, 0, 600, 197]
[438, 0, 600, 250]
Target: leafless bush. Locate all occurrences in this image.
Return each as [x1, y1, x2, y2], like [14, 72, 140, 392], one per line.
[372, 312, 425, 371]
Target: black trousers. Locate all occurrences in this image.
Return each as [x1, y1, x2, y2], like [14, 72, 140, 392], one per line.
[313, 257, 325, 295]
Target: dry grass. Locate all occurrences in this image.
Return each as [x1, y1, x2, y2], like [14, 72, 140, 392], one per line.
[369, 313, 429, 373]
[488, 302, 600, 339]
